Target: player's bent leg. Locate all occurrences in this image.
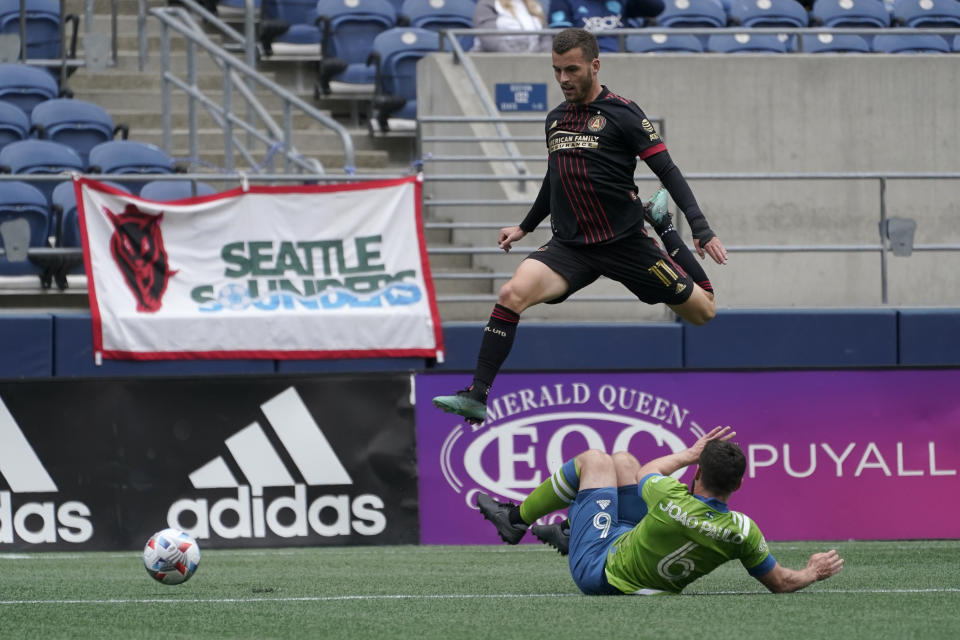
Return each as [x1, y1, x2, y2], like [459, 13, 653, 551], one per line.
[612, 451, 642, 486]
[668, 284, 716, 326]
[575, 449, 618, 489]
[497, 258, 570, 312]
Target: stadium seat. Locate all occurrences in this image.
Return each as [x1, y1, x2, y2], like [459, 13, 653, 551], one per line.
[625, 33, 705, 52]
[0, 180, 49, 275]
[139, 179, 217, 201]
[656, 0, 728, 28]
[0, 63, 59, 115]
[811, 0, 891, 28]
[87, 140, 178, 194]
[871, 32, 950, 52]
[51, 179, 130, 249]
[955, 33, 960, 51]
[29, 98, 128, 168]
[368, 27, 440, 131]
[0, 138, 84, 204]
[399, 0, 475, 51]
[316, 0, 397, 93]
[259, 0, 322, 57]
[730, 0, 810, 27]
[801, 32, 871, 52]
[0, 0, 77, 60]
[892, 0, 960, 27]
[0, 100, 30, 152]
[707, 32, 790, 52]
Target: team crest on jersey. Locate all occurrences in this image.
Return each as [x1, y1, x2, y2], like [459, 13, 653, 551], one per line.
[587, 114, 607, 132]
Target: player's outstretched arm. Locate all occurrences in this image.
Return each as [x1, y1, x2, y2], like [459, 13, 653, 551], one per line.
[756, 550, 844, 593]
[635, 426, 734, 479]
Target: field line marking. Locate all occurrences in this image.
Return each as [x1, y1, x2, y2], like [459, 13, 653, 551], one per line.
[2, 588, 960, 605]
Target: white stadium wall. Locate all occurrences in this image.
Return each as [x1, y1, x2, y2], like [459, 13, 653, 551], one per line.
[418, 53, 960, 308]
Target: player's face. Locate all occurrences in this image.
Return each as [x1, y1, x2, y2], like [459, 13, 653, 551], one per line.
[552, 47, 600, 105]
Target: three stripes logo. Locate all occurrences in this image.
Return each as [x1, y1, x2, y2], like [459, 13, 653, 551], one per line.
[166, 387, 387, 541]
[0, 396, 94, 545]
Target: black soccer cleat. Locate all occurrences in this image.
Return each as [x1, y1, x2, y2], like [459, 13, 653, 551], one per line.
[643, 186, 673, 235]
[432, 388, 487, 425]
[530, 521, 570, 556]
[477, 493, 528, 545]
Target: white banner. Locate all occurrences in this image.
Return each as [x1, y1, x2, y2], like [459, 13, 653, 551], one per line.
[77, 176, 444, 360]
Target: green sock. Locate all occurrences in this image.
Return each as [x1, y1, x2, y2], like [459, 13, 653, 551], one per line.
[518, 458, 580, 525]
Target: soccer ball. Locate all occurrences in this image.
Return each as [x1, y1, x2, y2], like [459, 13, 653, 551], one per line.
[142, 528, 201, 585]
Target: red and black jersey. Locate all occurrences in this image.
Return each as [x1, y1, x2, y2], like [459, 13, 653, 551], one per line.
[520, 86, 667, 246]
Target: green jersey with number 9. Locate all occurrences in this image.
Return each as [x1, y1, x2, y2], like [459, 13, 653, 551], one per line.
[604, 473, 776, 594]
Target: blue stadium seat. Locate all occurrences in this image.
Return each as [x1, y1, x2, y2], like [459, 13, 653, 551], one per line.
[316, 0, 397, 93]
[625, 33, 705, 52]
[368, 27, 440, 131]
[811, 0, 891, 27]
[139, 179, 217, 201]
[707, 32, 790, 52]
[399, 0, 474, 51]
[51, 179, 130, 250]
[730, 0, 810, 27]
[801, 32, 871, 52]
[656, 0, 728, 28]
[259, 0, 322, 56]
[955, 33, 960, 51]
[87, 140, 177, 193]
[0, 100, 30, 152]
[893, 0, 960, 27]
[871, 32, 950, 52]
[0, 0, 75, 59]
[0, 138, 84, 204]
[0, 63, 59, 115]
[30, 98, 126, 168]
[0, 180, 49, 275]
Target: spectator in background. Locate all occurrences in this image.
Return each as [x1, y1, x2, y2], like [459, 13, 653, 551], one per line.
[548, 0, 666, 51]
[473, 0, 553, 52]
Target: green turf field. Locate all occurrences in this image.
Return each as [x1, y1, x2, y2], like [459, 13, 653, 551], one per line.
[1, 541, 958, 639]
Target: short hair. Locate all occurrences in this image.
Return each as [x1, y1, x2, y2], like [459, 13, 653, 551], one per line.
[552, 28, 599, 62]
[698, 440, 746, 495]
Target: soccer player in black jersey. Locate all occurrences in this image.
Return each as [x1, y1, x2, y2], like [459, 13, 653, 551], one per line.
[434, 28, 728, 424]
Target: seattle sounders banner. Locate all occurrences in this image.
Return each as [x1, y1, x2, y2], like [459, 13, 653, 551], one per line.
[415, 370, 960, 542]
[76, 176, 443, 360]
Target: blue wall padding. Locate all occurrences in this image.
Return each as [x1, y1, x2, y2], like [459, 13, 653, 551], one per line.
[53, 314, 276, 377]
[682, 309, 899, 368]
[434, 322, 684, 372]
[898, 309, 960, 366]
[0, 314, 53, 378]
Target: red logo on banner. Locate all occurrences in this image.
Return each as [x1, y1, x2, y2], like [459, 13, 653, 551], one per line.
[106, 204, 177, 312]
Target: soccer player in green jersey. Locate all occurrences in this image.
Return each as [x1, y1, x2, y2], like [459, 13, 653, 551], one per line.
[477, 428, 844, 594]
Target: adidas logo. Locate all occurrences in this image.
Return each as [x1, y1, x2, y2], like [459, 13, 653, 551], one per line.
[189, 387, 351, 489]
[166, 387, 386, 541]
[675, 283, 687, 294]
[596, 499, 611, 510]
[0, 396, 93, 544]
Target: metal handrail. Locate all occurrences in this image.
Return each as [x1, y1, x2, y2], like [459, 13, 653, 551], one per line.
[419, 169, 960, 305]
[145, 6, 356, 174]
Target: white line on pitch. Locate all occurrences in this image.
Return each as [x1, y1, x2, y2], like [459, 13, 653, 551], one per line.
[2, 587, 960, 605]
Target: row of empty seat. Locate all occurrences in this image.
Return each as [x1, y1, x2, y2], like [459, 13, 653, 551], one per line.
[628, 30, 960, 52]
[0, 0, 78, 60]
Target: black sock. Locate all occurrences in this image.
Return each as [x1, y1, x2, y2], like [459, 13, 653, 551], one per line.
[657, 225, 713, 294]
[471, 304, 520, 401]
[508, 506, 525, 526]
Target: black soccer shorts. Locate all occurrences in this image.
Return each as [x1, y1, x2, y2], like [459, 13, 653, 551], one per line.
[524, 230, 695, 306]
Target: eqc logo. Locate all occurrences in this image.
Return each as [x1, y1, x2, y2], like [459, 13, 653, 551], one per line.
[0, 397, 93, 545]
[167, 387, 386, 540]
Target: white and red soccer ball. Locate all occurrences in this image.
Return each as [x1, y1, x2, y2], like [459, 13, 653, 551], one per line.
[142, 528, 201, 585]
